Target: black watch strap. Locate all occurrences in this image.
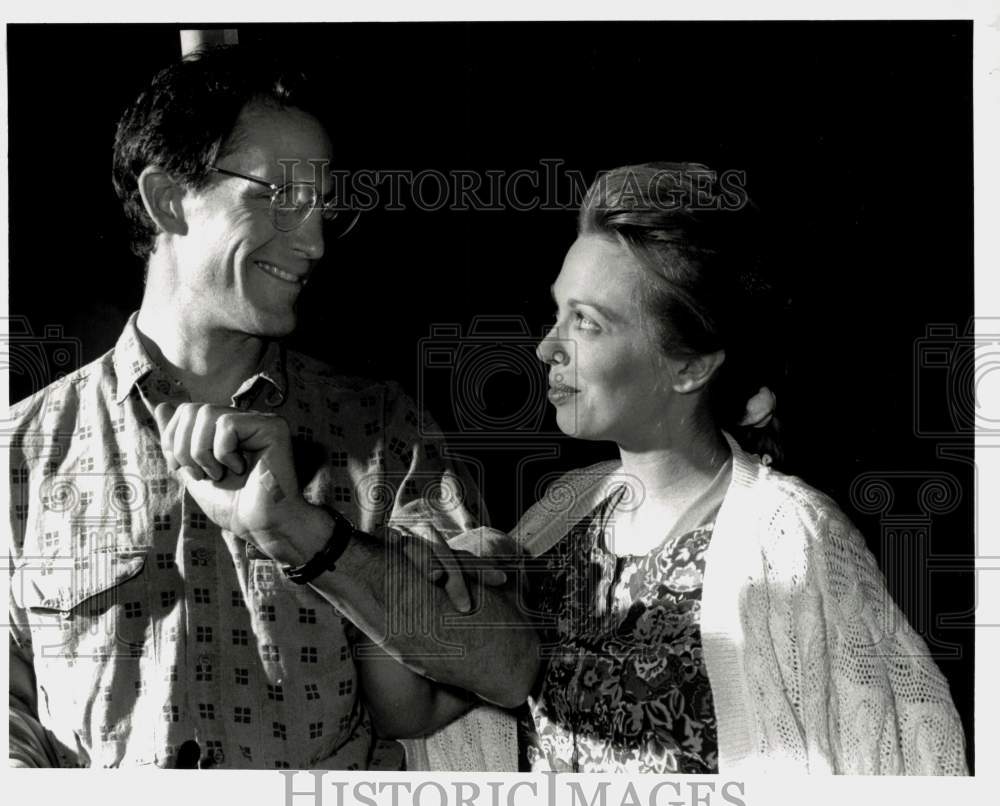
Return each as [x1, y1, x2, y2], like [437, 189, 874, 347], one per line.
[282, 506, 356, 585]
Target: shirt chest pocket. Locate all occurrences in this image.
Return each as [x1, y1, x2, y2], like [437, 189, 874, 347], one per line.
[13, 552, 149, 664]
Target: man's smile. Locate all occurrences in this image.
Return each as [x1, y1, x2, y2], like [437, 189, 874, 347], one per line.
[253, 259, 307, 285]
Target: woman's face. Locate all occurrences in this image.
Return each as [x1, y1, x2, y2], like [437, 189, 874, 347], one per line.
[537, 234, 680, 448]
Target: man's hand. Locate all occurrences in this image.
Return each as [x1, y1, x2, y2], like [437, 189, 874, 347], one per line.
[153, 402, 500, 612]
[153, 403, 315, 561]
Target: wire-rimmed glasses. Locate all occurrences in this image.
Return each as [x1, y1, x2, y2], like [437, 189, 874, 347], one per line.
[209, 166, 359, 238]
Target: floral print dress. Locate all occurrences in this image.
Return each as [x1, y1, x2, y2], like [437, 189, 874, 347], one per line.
[522, 486, 719, 773]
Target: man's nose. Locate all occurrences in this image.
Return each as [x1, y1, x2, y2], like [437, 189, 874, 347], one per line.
[287, 209, 325, 261]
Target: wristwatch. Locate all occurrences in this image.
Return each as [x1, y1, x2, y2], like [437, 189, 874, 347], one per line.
[281, 505, 358, 585]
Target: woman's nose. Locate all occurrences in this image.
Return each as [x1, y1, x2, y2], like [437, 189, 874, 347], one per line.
[536, 325, 569, 366]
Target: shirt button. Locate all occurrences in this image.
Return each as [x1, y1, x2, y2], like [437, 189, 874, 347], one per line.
[194, 548, 210, 562]
[198, 654, 211, 666]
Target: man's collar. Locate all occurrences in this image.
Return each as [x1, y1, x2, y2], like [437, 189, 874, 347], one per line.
[112, 313, 288, 406]
[112, 312, 157, 404]
[232, 339, 288, 407]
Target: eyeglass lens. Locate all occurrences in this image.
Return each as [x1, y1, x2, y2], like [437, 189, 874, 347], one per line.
[271, 182, 358, 238]
[272, 184, 317, 230]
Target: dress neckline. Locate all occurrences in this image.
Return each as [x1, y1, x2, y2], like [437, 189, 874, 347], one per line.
[594, 457, 733, 559]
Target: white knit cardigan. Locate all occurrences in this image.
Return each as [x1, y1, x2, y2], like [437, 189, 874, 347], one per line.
[404, 435, 968, 774]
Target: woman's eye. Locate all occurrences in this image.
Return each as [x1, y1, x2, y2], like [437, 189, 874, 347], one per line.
[574, 312, 600, 331]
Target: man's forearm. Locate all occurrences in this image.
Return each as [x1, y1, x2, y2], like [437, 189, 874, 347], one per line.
[303, 524, 538, 709]
[155, 401, 538, 707]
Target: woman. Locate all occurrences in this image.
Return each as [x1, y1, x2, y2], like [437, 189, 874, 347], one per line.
[363, 163, 968, 775]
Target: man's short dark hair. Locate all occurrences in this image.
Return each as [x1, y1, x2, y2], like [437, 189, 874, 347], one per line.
[112, 45, 324, 261]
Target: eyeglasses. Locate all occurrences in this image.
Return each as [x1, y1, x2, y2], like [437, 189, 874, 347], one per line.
[209, 166, 359, 238]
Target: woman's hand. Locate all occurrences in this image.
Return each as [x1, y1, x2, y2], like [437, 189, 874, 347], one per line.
[399, 526, 515, 612]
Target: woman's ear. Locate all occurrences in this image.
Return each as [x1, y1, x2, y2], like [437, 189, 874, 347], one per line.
[137, 166, 188, 237]
[669, 349, 726, 394]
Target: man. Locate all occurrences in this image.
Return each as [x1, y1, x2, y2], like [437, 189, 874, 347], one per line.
[8, 46, 536, 769]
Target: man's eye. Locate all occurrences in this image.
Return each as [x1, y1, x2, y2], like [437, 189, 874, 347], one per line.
[574, 312, 600, 331]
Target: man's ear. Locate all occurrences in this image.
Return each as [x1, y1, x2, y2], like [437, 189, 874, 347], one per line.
[669, 349, 726, 394]
[137, 166, 188, 237]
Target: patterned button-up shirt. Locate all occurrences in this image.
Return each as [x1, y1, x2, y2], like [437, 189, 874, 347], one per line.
[8, 314, 481, 769]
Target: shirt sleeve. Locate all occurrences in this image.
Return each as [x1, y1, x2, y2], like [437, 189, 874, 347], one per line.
[8, 431, 62, 768]
[9, 634, 60, 767]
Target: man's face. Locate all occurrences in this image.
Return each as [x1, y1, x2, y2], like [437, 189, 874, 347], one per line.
[172, 102, 333, 339]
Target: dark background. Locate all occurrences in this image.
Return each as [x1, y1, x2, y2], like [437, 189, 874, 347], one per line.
[7, 21, 975, 768]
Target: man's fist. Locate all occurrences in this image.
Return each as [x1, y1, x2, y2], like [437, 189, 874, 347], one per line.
[153, 403, 316, 560]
